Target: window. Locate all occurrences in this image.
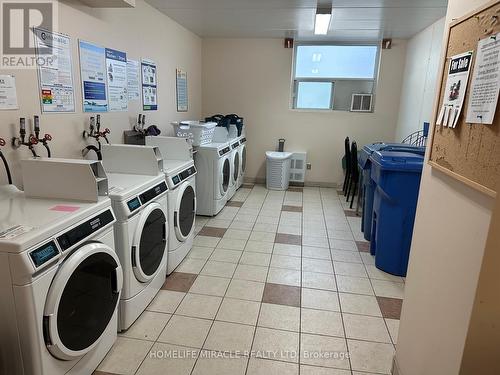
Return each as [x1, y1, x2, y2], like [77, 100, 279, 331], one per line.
[292, 44, 379, 111]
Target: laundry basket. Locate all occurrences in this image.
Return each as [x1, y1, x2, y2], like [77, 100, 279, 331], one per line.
[266, 151, 293, 190]
[171, 121, 216, 146]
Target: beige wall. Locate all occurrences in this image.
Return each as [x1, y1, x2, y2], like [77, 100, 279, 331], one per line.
[395, 0, 496, 374]
[202, 38, 406, 185]
[0, 0, 202, 186]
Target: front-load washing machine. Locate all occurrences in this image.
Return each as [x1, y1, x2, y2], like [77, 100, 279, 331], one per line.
[145, 136, 197, 274]
[0, 165, 122, 375]
[194, 141, 232, 216]
[228, 136, 241, 199]
[238, 136, 247, 188]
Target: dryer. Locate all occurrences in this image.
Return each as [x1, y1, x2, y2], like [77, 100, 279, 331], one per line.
[238, 136, 247, 188]
[228, 136, 241, 200]
[0, 161, 122, 375]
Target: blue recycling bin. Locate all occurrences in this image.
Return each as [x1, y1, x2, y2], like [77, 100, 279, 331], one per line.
[358, 143, 425, 247]
[369, 151, 424, 276]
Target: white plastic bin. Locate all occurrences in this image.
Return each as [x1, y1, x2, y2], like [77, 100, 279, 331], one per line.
[171, 121, 216, 146]
[266, 151, 293, 190]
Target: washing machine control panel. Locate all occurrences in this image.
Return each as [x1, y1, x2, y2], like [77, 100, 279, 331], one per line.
[219, 146, 231, 156]
[127, 197, 141, 212]
[29, 240, 59, 268]
[231, 142, 239, 149]
[170, 166, 197, 188]
[139, 181, 168, 205]
[240, 137, 247, 144]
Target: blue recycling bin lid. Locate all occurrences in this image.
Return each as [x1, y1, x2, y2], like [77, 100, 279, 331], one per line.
[359, 142, 425, 169]
[370, 150, 424, 173]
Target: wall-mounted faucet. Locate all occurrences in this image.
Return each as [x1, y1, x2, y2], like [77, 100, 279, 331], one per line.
[82, 114, 110, 160]
[33, 115, 52, 157]
[12, 117, 39, 157]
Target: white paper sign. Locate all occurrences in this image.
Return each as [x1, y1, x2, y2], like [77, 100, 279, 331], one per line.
[34, 29, 75, 113]
[466, 34, 500, 124]
[141, 59, 157, 110]
[176, 68, 188, 112]
[79, 40, 108, 112]
[0, 75, 18, 110]
[437, 52, 473, 128]
[106, 48, 128, 111]
[127, 59, 140, 101]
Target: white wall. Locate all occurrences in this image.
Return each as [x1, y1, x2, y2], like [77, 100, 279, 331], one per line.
[0, 0, 202, 186]
[202, 38, 406, 185]
[395, 17, 446, 141]
[395, 0, 496, 374]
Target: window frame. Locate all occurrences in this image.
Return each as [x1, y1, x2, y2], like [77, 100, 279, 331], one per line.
[290, 42, 381, 112]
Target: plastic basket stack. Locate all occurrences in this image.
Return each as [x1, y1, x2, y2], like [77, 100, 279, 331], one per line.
[171, 121, 217, 146]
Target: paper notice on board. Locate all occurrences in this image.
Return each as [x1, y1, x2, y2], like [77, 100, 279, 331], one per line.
[141, 59, 158, 110]
[79, 40, 108, 112]
[176, 69, 188, 112]
[127, 59, 140, 101]
[465, 34, 500, 124]
[106, 48, 128, 111]
[437, 52, 473, 128]
[0, 75, 18, 110]
[34, 28, 75, 113]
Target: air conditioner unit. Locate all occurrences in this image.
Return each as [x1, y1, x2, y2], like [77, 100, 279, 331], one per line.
[289, 152, 307, 183]
[350, 94, 373, 112]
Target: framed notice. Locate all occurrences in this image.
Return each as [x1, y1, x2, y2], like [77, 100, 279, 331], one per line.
[141, 59, 157, 110]
[176, 68, 188, 112]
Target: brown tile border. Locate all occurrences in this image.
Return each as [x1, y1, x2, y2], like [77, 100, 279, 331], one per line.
[275, 233, 302, 246]
[287, 187, 303, 192]
[344, 210, 359, 217]
[356, 241, 370, 253]
[282, 205, 303, 212]
[162, 272, 198, 293]
[197, 226, 227, 238]
[262, 283, 301, 307]
[226, 201, 244, 207]
[377, 296, 403, 319]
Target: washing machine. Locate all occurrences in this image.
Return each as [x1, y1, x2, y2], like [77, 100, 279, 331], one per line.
[194, 141, 232, 216]
[145, 136, 197, 274]
[228, 136, 241, 199]
[0, 165, 122, 375]
[238, 136, 247, 188]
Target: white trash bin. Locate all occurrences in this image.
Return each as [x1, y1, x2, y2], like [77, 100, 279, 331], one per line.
[266, 151, 293, 190]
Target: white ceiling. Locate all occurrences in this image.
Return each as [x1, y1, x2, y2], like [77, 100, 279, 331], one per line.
[145, 0, 448, 41]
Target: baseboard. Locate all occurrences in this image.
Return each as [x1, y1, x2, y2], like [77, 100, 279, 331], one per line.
[244, 176, 340, 189]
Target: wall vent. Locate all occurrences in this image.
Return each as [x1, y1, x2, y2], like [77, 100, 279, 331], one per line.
[289, 152, 307, 183]
[350, 94, 373, 112]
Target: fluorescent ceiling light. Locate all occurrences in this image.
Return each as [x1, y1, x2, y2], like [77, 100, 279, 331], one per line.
[314, 9, 331, 35]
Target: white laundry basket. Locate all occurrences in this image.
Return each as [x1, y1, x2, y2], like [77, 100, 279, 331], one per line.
[266, 151, 293, 190]
[171, 121, 216, 146]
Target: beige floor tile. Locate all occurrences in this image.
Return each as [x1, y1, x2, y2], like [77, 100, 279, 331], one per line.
[300, 334, 349, 369]
[194, 235, 221, 248]
[371, 279, 405, 299]
[339, 293, 382, 317]
[336, 275, 374, 295]
[225, 279, 265, 301]
[233, 264, 269, 282]
[216, 298, 261, 325]
[206, 219, 233, 228]
[348, 339, 395, 374]
[302, 258, 334, 274]
[327, 229, 355, 241]
[252, 327, 299, 363]
[239, 251, 272, 267]
[300, 365, 351, 375]
[247, 358, 298, 375]
[273, 243, 302, 257]
[244, 240, 274, 253]
[302, 246, 331, 260]
[189, 275, 231, 296]
[230, 220, 255, 230]
[302, 272, 336, 291]
[385, 318, 400, 345]
[267, 267, 301, 287]
[302, 236, 330, 248]
[258, 303, 300, 332]
[302, 288, 340, 311]
[201, 260, 237, 278]
[234, 214, 258, 223]
[360, 252, 376, 265]
[277, 224, 302, 235]
[270, 254, 301, 270]
[176, 258, 206, 274]
[176, 293, 222, 319]
[343, 313, 391, 343]
[301, 308, 344, 337]
[120, 311, 171, 341]
[158, 315, 212, 348]
[249, 231, 276, 242]
[365, 264, 405, 282]
[333, 261, 368, 278]
[209, 248, 243, 263]
[188, 246, 214, 261]
[331, 250, 362, 264]
[223, 229, 251, 240]
[204, 321, 255, 352]
[97, 337, 153, 375]
[136, 342, 198, 375]
[147, 290, 185, 314]
[217, 238, 247, 250]
[330, 239, 357, 251]
[192, 352, 248, 375]
[253, 222, 278, 233]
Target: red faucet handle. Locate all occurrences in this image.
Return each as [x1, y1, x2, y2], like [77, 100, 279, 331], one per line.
[103, 128, 110, 135]
[0, 138, 5, 147]
[29, 135, 39, 145]
[44, 134, 52, 141]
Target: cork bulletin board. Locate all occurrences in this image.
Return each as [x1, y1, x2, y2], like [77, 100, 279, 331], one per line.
[429, 0, 500, 198]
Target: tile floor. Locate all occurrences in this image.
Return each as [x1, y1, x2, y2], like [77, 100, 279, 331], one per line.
[95, 185, 404, 375]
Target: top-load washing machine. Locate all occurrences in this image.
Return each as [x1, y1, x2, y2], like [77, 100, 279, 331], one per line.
[101, 144, 169, 331]
[0, 159, 122, 375]
[238, 136, 247, 188]
[146, 136, 197, 274]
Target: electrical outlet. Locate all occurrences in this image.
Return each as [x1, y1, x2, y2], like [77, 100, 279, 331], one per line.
[306, 163, 312, 170]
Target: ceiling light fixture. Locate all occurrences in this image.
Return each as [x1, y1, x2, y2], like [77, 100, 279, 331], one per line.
[314, 7, 332, 35]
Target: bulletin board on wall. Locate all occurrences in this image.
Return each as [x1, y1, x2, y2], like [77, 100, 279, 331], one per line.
[429, 0, 500, 198]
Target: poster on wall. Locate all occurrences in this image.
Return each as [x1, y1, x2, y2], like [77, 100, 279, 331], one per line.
[34, 28, 75, 113]
[127, 59, 140, 101]
[466, 34, 500, 124]
[436, 52, 473, 128]
[141, 59, 158, 110]
[176, 68, 188, 112]
[105, 48, 128, 112]
[0, 75, 18, 110]
[78, 40, 108, 112]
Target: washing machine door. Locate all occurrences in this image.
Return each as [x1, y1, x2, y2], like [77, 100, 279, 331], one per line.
[174, 180, 196, 241]
[132, 202, 168, 283]
[240, 145, 247, 176]
[233, 151, 240, 185]
[43, 242, 123, 360]
[220, 157, 230, 195]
